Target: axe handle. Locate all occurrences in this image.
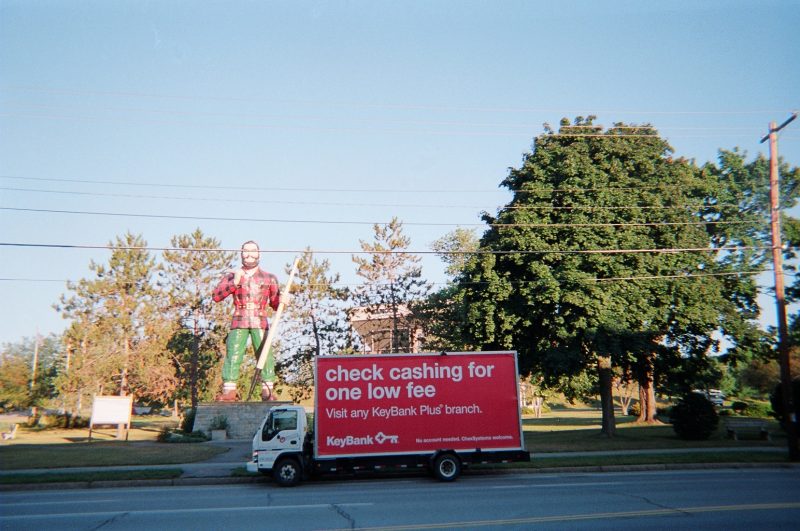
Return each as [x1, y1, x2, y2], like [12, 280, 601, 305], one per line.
[248, 257, 300, 400]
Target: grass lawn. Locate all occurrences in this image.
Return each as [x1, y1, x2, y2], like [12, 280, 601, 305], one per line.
[523, 409, 784, 453]
[0, 469, 183, 485]
[0, 442, 227, 470]
[0, 415, 227, 470]
[0, 407, 790, 480]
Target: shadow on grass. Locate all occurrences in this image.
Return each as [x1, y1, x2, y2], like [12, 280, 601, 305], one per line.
[0, 441, 227, 470]
[523, 410, 785, 453]
[0, 468, 183, 485]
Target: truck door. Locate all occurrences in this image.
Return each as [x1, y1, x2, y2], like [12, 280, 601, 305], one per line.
[258, 408, 302, 467]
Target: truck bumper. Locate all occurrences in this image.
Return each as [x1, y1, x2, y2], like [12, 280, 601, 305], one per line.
[246, 460, 259, 474]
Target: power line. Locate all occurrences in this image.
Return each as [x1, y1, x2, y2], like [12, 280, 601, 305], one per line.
[0, 175, 496, 194]
[0, 270, 776, 286]
[0, 174, 756, 196]
[1, 185, 748, 212]
[9, 102, 760, 132]
[0, 206, 756, 229]
[0, 241, 772, 255]
[2, 85, 791, 115]
[0, 186, 486, 211]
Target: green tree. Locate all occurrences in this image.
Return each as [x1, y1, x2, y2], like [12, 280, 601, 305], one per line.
[0, 345, 34, 410]
[279, 249, 352, 400]
[431, 227, 479, 278]
[57, 232, 166, 401]
[458, 117, 760, 435]
[417, 229, 480, 352]
[352, 217, 430, 353]
[0, 334, 60, 411]
[162, 229, 235, 408]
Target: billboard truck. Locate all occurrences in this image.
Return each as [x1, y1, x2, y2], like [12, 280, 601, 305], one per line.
[246, 351, 531, 486]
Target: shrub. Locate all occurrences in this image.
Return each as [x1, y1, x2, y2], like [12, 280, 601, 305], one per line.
[209, 415, 229, 431]
[70, 415, 90, 428]
[739, 401, 773, 418]
[770, 378, 800, 430]
[669, 393, 719, 440]
[181, 408, 196, 433]
[731, 401, 748, 414]
[157, 427, 209, 443]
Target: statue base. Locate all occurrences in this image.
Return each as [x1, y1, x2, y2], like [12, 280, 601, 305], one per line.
[193, 400, 291, 440]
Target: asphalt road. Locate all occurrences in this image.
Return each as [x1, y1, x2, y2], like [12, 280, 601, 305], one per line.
[1, 467, 798, 530]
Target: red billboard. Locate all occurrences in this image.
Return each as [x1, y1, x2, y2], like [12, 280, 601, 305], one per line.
[315, 352, 523, 458]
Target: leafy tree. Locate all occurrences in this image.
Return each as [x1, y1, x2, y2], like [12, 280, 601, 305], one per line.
[457, 117, 760, 436]
[418, 229, 480, 352]
[0, 345, 33, 410]
[431, 227, 479, 278]
[706, 149, 800, 294]
[0, 334, 60, 410]
[56, 317, 120, 418]
[162, 229, 235, 408]
[279, 249, 352, 400]
[57, 232, 166, 401]
[352, 217, 430, 353]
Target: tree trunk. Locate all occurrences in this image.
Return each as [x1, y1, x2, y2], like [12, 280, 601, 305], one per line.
[120, 336, 130, 397]
[310, 310, 322, 357]
[533, 396, 543, 419]
[636, 352, 658, 423]
[190, 328, 199, 409]
[597, 355, 616, 437]
[118, 336, 131, 440]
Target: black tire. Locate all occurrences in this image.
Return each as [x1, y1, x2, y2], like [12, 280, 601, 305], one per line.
[273, 457, 302, 487]
[432, 453, 461, 482]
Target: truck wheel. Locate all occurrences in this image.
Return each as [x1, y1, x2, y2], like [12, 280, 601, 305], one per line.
[273, 458, 302, 487]
[432, 453, 461, 482]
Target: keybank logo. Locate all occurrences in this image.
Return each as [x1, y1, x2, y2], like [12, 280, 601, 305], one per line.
[326, 432, 399, 448]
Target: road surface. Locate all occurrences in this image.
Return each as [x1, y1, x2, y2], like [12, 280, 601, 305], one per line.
[2, 467, 798, 529]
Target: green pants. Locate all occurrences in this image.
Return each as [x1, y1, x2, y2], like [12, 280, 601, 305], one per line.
[222, 328, 275, 383]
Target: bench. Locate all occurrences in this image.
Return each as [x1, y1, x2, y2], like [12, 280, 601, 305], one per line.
[724, 417, 770, 441]
[1, 423, 18, 440]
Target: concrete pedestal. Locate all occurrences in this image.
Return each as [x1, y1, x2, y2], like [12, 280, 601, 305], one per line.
[193, 401, 290, 440]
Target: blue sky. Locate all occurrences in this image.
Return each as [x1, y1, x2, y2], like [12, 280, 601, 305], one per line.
[1, 0, 798, 346]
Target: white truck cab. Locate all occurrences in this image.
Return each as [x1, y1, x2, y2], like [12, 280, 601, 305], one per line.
[247, 405, 309, 485]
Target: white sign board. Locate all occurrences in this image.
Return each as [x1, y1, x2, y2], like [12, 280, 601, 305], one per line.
[89, 395, 133, 440]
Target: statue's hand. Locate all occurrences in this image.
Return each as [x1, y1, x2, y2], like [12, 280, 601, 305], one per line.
[233, 269, 245, 285]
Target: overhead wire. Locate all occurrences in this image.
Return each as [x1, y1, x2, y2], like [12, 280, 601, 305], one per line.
[0, 270, 780, 286]
[0, 185, 751, 211]
[0, 174, 772, 197]
[0, 206, 760, 229]
[1, 85, 791, 115]
[3, 93, 793, 140]
[0, 241, 775, 255]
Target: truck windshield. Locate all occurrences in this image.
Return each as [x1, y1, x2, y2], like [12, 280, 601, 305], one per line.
[263, 409, 298, 441]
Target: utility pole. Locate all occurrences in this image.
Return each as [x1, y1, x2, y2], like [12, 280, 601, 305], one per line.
[760, 111, 799, 461]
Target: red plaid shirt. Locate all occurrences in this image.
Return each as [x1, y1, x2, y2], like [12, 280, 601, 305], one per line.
[212, 268, 280, 329]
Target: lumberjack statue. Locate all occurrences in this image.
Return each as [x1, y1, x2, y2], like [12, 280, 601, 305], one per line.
[213, 240, 282, 401]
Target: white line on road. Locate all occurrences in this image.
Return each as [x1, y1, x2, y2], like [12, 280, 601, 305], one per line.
[0, 502, 374, 521]
[490, 481, 620, 489]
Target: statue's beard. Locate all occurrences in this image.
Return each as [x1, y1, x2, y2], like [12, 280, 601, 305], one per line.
[242, 256, 259, 270]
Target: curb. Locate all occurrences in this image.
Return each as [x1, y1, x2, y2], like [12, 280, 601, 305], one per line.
[0, 475, 266, 492]
[2, 461, 797, 491]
